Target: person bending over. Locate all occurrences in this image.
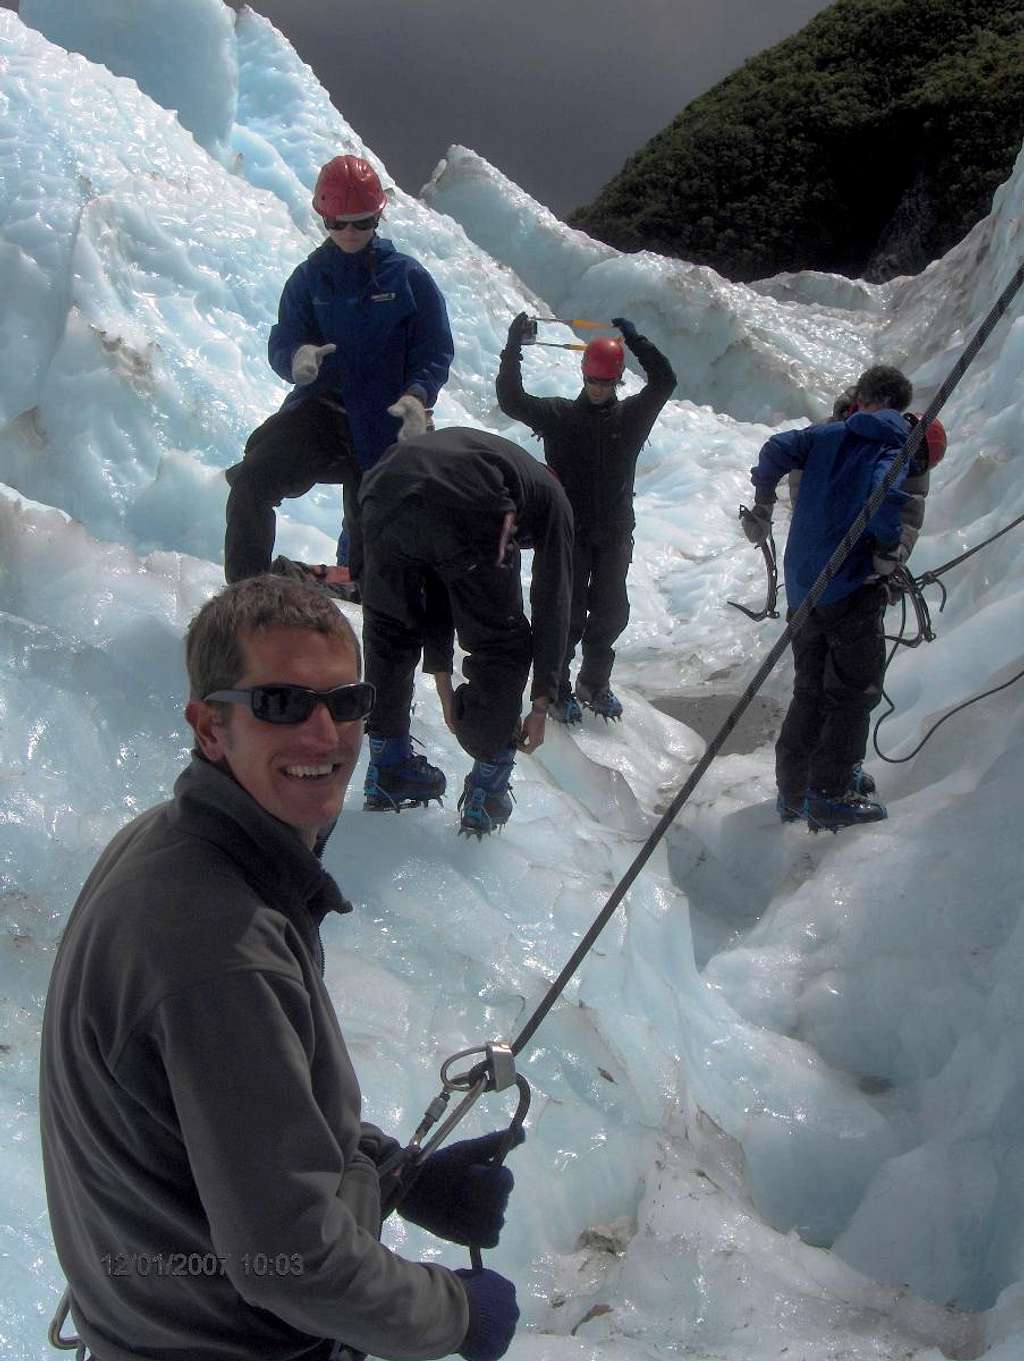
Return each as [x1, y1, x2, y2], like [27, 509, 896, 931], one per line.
[357, 427, 573, 837]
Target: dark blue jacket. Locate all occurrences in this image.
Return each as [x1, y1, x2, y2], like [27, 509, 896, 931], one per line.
[268, 237, 454, 470]
[750, 409, 909, 608]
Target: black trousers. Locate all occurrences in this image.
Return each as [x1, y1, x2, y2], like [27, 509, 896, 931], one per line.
[560, 532, 632, 696]
[361, 503, 533, 762]
[776, 583, 887, 801]
[224, 397, 359, 583]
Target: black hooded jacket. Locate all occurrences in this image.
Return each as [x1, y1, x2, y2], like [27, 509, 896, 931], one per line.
[496, 330, 676, 540]
[358, 427, 574, 700]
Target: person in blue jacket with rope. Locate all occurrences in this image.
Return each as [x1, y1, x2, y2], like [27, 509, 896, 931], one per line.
[744, 364, 912, 831]
[224, 155, 454, 585]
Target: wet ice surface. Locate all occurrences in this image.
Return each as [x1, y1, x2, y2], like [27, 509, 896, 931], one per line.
[3, 5, 1024, 1359]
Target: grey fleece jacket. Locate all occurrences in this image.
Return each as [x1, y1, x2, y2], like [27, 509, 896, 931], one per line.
[39, 758, 468, 1361]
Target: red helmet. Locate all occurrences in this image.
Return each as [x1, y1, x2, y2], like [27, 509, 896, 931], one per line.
[313, 156, 387, 220]
[904, 413, 948, 469]
[923, 417, 947, 468]
[582, 337, 625, 382]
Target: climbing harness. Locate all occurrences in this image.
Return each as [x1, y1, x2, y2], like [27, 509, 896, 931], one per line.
[728, 506, 780, 621]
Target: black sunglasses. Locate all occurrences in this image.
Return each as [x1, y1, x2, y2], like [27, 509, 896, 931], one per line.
[323, 214, 379, 232]
[584, 376, 618, 387]
[204, 682, 376, 725]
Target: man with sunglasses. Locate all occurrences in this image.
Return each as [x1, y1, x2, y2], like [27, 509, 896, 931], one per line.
[40, 576, 520, 1361]
[224, 154, 454, 585]
[496, 314, 675, 724]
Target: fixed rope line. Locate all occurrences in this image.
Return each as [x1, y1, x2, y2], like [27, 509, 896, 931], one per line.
[917, 510, 1024, 587]
[509, 254, 1024, 1060]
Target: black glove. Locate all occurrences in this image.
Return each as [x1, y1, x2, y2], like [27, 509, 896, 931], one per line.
[741, 503, 772, 546]
[398, 1128, 523, 1247]
[506, 312, 535, 349]
[611, 316, 638, 340]
[455, 1268, 519, 1361]
[872, 542, 906, 576]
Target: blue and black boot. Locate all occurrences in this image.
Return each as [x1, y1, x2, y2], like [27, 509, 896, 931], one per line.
[458, 747, 516, 838]
[550, 692, 583, 725]
[364, 736, 446, 812]
[576, 682, 623, 722]
[848, 763, 877, 797]
[776, 792, 805, 824]
[804, 788, 887, 833]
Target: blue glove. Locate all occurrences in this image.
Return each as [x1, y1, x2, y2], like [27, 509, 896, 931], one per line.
[611, 316, 638, 339]
[398, 1128, 523, 1247]
[455, 1268, 519, 1361]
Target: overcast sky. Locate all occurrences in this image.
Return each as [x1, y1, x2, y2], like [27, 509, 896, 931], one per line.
[6, 0, 832, 215]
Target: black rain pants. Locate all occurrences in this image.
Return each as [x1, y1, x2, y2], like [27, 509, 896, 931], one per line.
[361, 500, 533, 762]
[560, 530, 633, 697]
[775, 583, 887, 802]
[224, 397, 359, 583]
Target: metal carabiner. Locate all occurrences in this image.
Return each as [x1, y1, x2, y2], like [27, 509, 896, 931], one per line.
[378, 1040, 531, 1211]
[48, 1288, 84, 1353]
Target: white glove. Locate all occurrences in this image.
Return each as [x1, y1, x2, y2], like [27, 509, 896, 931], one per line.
[387, 393, 429, 442]
[291, 343, 336, 385]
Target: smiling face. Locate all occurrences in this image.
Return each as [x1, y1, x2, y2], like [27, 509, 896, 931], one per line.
[186, 625, 363, 846]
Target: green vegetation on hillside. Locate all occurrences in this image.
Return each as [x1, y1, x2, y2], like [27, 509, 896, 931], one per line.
[569, 0, 1024, 281]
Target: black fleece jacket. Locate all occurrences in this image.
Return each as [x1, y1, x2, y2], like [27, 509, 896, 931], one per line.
[358, 427, 574, 701]
[39, 759, 468, 1361]
[496, 329, 676, 539]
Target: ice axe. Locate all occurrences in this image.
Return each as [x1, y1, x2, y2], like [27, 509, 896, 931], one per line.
[530, 316, 617, 330]
[525, 340, 588, 352]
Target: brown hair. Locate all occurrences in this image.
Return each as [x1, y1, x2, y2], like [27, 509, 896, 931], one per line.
[185, 576, 360, 700]
[854, 365, 912, 412]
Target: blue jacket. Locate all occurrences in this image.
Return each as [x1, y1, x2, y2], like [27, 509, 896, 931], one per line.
[750, 409, 909, 608]
[268, 237, 454, 469]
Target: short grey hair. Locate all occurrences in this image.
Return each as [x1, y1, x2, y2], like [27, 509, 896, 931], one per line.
[185, 576, 360, 700]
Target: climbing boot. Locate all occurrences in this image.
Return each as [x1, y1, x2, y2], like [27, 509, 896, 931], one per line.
[847, 763, 877, 797]
[550, 693, 583, 725]
[364, 736, 446, 812]
[776, 792, 805, 824]
[458, 747, 516, 838]
[804, 789, 887, 833]
[576, 682, 623, 722]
